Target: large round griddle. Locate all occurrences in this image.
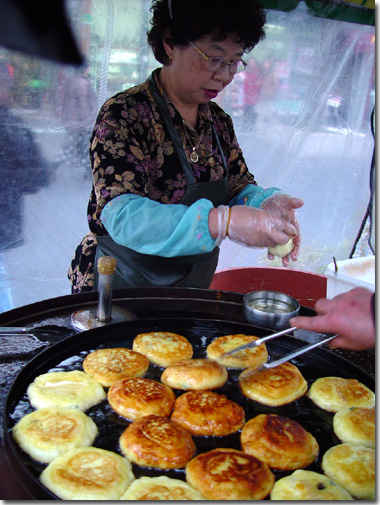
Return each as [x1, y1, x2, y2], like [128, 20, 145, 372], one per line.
[4, 317, 375, 500]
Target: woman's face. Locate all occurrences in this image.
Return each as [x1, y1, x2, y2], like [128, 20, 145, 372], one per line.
[164, 34, 245, 107]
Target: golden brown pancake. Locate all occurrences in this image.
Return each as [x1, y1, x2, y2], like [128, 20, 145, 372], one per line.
[82, 347, 149, 387]
[307, 376, 375, 412]
[333, 407, 375, 448]
[171, 390, 245, 436]
[107, 377, 175, 421]
[132, 331, 193, 367]
[119, 414, 196, 469]
[27, 370, 106, 411]
[185, 448, 275, 500]
[119, 476, 205, 500]
[39, 446, 135, 500]
[239, 361, 308, 406]
[321, 443, 375, 500]
[161, 358, 228, 390]
[270, 469, 354, 500]
[206, 333, 268, 369]
[12, 406, 98, 463]
[241, 414, 319, 470]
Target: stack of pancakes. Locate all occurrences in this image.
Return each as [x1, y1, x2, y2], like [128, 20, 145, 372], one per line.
[10, 330, 375, 500]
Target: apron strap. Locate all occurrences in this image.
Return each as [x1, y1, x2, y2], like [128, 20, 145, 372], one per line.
[148, 73, 196, 185]
[212, 124, 228, 173]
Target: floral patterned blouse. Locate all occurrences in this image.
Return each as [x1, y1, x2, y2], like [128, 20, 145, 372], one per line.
[68, 69, 259, 293]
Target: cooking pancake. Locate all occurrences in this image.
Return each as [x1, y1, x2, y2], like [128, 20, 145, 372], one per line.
[333, 407, 375, 448]
[132, 331, 193, 367]
[171, 390, 245, 436]
[185, 448, 275, 500]
[39, 446, 135, 500]
[206, 333, 268, 369]
[27, 370, 106, 411]
[107, 377, 175, 421]
[270, 469, 354, 500]
[321, 443, 375, 500]
[82, 347, 149, 387]
[307, 376, 375, 412]
[119, 415, 195, 469]
[239, 362, 308, 406]
[161, 358, 228, 390]
[12, 406, 98, 463]
[119, 476, 205, 500]
[240, 413, 319, 470]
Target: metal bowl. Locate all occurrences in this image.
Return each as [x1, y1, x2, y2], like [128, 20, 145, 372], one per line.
[243, 290, 300, 330]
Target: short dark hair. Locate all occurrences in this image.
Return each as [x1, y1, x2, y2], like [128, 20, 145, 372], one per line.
[147, 0, 266, 65]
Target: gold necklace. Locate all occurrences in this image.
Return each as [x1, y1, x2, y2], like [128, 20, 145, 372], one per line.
[183, 126, 200, 163]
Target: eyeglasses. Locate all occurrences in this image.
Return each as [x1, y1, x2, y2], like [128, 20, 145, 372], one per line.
[188, 41, 247, 75]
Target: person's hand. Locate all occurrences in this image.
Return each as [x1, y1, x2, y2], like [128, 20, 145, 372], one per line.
[225, 205, 297, 248]
[261, 193, 303, 266]
[290, 287, 375, 351]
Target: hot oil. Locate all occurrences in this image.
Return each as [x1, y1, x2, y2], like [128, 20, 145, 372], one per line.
[247, 299, 295, 314]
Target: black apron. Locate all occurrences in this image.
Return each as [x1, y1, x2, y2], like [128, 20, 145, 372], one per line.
[94, 73, 229, 289]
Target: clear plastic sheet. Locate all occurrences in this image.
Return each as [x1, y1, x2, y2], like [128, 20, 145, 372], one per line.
[0, 0, 375, 312]
[216, 2, 375, 273]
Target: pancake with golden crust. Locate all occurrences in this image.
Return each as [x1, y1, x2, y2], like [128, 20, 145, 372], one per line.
[161, 358, 228, 390]
[39, 446, 134, 500]
[307, 376, 375, 412]
[12, 406, 98, 463]
[239, 362, 308, 406]
[132, 331, 193, 367]
[185, 448, 275, 500]
[270, 469, 354, 500]
[119, 476, 205, 500]
[27, 371, 106, 411]
[321, 443, 375, 500]
[333, 407, 375, 448]
[82, 347, 149, 387]
[107, 377, 175, 421]
[241, 414, 319, 470]
[171, 390, 245, 436]
[119, 415, 195, 469]
[206, 333, 268, 369]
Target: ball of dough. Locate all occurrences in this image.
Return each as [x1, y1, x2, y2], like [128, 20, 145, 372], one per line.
[268, 238, 294, 257]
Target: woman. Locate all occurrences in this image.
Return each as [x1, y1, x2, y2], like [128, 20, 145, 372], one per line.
[69, 0, 303, 292]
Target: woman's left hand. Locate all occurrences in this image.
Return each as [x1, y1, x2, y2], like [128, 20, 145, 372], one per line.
[260, 193, 304, 266]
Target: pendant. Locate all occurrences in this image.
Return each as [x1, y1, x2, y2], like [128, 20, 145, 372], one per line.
[190, 149, 199, 163]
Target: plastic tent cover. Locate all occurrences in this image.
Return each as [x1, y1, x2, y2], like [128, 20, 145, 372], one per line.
[0, 0, 375, 312]
[262, 0, 375, 24]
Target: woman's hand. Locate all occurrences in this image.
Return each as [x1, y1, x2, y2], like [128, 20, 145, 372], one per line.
[290, 287, 375, 351]
[210, 205, 297, 249]
[261, 193, 304, 266]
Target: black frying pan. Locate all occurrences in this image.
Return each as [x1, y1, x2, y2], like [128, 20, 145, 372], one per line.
[3, 318, 375, 500]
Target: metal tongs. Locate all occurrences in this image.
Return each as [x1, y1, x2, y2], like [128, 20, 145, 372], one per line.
[222, 326, 338, 373]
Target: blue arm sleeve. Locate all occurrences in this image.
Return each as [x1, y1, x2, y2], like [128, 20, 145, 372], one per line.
[100, 194, 217, 257]
[230, 185, 283, 207]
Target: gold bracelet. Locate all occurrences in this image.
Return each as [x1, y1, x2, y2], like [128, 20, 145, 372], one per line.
[226, 207, 232, 236]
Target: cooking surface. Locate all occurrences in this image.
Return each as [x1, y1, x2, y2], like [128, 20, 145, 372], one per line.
[0, 288, 375, 499]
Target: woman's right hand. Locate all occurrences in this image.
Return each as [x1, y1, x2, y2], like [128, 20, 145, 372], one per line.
[226, 205, 297, 248]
